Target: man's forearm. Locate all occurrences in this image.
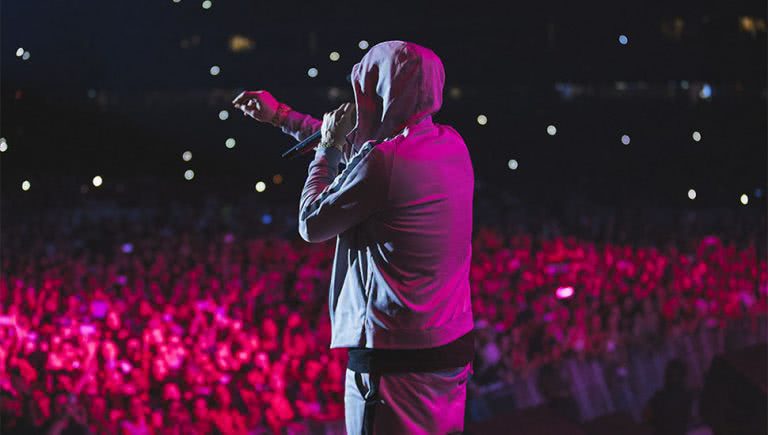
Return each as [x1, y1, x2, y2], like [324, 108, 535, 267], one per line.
[300, 146, 343, 220]
[298, 146, 344, 242]
[278, 108, 322, 142]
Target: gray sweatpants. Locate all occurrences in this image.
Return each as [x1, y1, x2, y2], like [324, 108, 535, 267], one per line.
[344, 363, 472, 434]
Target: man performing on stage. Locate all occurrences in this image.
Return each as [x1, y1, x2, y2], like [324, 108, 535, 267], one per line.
[234, 40, 475, 434]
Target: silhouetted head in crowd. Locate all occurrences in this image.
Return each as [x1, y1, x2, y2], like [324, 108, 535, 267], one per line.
[663, 359, 687, 390]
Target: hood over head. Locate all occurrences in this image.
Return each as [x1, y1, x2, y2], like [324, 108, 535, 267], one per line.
[345, 41, 445, 159]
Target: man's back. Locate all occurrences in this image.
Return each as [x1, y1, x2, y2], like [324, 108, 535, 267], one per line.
[345, 119, 474, 349]
[242, 38, 476, 435]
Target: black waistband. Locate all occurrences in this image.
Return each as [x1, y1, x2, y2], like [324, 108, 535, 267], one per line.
[347, 330, 475, 374]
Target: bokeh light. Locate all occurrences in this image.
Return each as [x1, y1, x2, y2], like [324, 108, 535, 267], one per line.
[22, 51, 30, 61]
[272, 174, 283, 184]
[329, 51, 340, 61]
[92, 176, 103, 187]
[182, 151, 192, 161]
[621, 134, 631, 145]
[699, 83, 712, 99]
[358, 40, 369, 50]
[219, 110, 229, 120]
[619, 34, 629, 45]
[307, 67, 318, 78]
[22, 180, 30, 191]
[327, 87, 341, 100]
[261, 214, 273, 225]
[692, 131, 701, 142]
[184, 170, 195, 180]
[225, 138, 236, 149]
[688, 189, 697, 200]
[202, 0, 212, 9]
[556, 286, 575, 299]
[15, 48, 24, 57]
[477, 115, 488, 126]
[740, 194, 749, 205]
[0, 138, 7, 153]
[209, 65, 221, 76]
[228, 35, 254, 52]
[255, 181, 266, 192]
[547, 125, 557, 136]
[508, 159, 519, 170]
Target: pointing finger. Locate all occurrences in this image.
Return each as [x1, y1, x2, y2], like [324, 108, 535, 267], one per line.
[232, 91, 257, 105]
[232, 91, 251, 105]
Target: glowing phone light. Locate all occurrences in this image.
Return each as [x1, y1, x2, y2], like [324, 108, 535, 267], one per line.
[556, 286, 574, 299]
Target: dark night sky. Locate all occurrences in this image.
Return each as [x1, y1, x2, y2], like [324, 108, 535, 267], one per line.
[3, 1, 766, 89]
[1, 0, 766, 210]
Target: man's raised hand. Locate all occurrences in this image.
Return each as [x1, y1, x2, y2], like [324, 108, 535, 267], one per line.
[320, 102, 356, 151]
[232, 90, 281, 123]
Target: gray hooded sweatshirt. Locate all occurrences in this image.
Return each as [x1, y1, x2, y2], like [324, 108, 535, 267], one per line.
[280, 41, 474, 349]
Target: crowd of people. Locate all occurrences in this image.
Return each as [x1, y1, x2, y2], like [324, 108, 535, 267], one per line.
[469, 225, 766, 387]
[1, 199, 765, 434]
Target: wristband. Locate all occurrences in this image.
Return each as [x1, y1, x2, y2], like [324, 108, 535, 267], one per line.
[316, 140, 341, 152]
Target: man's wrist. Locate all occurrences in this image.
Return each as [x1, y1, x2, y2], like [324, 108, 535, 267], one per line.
[270, 103, 291, 127]
[314, 142, 343, 166]
[316, 140, 343, 152]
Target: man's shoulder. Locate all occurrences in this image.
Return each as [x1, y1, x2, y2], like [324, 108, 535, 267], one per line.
[352, 138, 398, 164]
[361, 122, 466, 161]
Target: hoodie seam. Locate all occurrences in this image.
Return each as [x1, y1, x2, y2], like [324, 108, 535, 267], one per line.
[415, 45, 424, 122]
[381, 135, 404, 207]
[385, 141, 394, 205]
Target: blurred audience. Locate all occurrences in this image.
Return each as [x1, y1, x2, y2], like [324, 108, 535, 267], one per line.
[0, 200, 764, 433]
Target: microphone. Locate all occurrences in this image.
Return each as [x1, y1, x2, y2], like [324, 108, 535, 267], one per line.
[281, 130, 322, 159]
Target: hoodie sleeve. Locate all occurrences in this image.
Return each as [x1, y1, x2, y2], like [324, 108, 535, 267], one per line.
[299, 141, 389, 243]
[280, 109, 322, 142]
